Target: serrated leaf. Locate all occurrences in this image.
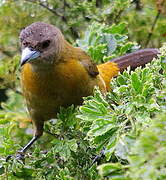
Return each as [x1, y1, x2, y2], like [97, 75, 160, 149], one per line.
[68, 139, 78, 152]
[131, 72, 142, 94]
[105, 136, 117, 161]
[117, 75, 126, 85]
[104, 22, 127, 34]
[0, 165, 5, 175]
[87, 116, 117, 137]
[102, 34, 117, 55]
[97, 162, 124, 177]
[120, 42, 133, 55]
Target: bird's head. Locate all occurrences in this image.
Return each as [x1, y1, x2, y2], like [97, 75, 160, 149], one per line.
[20, 22, 64, 66]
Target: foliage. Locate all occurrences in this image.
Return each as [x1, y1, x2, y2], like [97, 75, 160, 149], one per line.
[128, 114, 166, 180]
[76, 22, 139, 63]
[0, 22, 166, 178]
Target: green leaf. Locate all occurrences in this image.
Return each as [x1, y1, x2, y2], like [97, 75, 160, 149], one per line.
[0, 165, 5, 175]
[102, 34, 117, 55]
[131, 72, 142, 94]
[105, 136, 117, 161]
[120, 42, 133, 55]
[68, 139, 78, 152]
[87, 117, 117, 137]
[97, 162, 125, 178]
[104, 22, 127, 34]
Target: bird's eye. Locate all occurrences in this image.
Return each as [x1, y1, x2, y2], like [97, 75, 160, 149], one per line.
[23, 42, 27, 46]
[42, 40, 50, 49]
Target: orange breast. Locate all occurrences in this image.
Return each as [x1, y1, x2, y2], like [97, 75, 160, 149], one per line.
[21, 59, 102, 114]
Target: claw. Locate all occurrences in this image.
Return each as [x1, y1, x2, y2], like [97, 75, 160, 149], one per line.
[6, 152, 25, 164]
[16, 151, 25, 163]
[5, 135, 40, 163]
[6, 155, 13, 162]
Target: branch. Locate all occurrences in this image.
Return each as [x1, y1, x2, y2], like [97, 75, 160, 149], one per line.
[95, 0, 103, 8]
[25, 0, 61, 17]
[24, 0, 79, 39]
[131, 0, 142, 10]
[145, 10, 161, 47]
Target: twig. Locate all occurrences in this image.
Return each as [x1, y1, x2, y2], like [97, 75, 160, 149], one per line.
[131, 0, 142, 10]
[24, 0, 79, 39]
[96, 0, 103, 8]
[145, 10, 161, 47]
[25, 0, 61, 16]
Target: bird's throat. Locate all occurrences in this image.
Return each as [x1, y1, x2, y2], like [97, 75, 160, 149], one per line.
[29, 61, 55, 73]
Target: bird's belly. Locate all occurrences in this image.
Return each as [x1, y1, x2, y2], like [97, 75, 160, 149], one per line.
[25, 92, 63, 120]
[22, 75, 95, 121]
[23, 83, 85, 120]
[21, 62, 104, 121]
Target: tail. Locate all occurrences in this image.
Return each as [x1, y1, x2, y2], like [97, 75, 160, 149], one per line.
[97, 48, 160, 90]
[111, 48, 159, 72]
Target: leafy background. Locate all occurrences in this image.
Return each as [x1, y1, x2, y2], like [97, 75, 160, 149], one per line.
[0, 0, 166, 179]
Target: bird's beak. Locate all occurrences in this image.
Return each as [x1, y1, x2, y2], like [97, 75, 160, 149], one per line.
[21, 47, 40, 66]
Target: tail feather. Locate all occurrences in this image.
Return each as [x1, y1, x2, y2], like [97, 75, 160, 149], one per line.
[111, 48, 159, 72]
[97, 48, 160, 91]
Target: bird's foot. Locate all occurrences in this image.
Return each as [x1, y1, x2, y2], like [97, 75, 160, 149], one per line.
[16, 151, 25, 162]
[6, 155, 13, 162]
[6, 151, 25, 163]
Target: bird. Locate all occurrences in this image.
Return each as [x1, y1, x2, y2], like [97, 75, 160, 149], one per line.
[16, 22, 159, 158]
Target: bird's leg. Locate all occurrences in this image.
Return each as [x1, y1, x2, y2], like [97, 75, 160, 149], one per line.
[16, 120, 44, 160]
[16, 135, 41, 160]
[6, 135, 41, 162]
[6, 120, 44, 162]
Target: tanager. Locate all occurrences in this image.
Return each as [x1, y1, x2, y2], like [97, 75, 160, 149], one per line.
[16, 22, 159, 158]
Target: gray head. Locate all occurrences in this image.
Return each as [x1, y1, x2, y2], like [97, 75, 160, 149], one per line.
[20, 22, 64, 66]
